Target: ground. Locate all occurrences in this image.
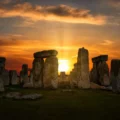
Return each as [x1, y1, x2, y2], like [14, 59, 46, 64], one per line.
[0, 87, 120, 120]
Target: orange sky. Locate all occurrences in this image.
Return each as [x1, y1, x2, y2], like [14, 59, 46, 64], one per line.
[0, 0, 119, 74]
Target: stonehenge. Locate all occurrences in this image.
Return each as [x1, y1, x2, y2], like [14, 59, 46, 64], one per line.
[30, 50, 58, 89]
[90, 55, 110, 86]
[1, 48, 120, 93]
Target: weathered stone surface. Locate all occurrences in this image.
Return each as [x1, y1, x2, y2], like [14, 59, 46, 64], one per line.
[77, 47, 90, 88]
[2, 69, 10, 86]
[43, 56, 58, 89]
[32, 58, 44, 88]
[34, 50, 58, 58]
[9, 70, 18, 85]
[0, 76, 4, 92]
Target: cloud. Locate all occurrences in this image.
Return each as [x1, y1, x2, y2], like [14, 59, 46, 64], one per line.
[0, 0, 21, 4]
[100, 40, 114, 46]
[108, 0, 120, 8]
[0, 2, 107, 25]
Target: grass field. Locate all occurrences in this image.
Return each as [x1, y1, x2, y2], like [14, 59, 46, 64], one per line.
[0, 88, 120, 120]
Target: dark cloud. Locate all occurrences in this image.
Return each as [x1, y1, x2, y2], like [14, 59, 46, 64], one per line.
[108, 0, 120, 8]
[0, 2, 107, 25]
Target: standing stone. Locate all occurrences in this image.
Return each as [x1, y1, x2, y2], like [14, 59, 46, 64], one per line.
[111, 60, 120, 92]
[0, 57, 8, 89]
[111, 73, 117, 92]
[60, 72, 67, 81]
[9, 70, 18, 85]
[117, 71, 120, 92]
[0, 76, 4, 92]
[20, 64, 29, 84]
[90, 55, 110, 86]
[90, 63, 98, 83]
[0, 57, 6, 74]
[32, 58, 44, 88]
[2, 69, 10, 86]
[43, 56, 58, 89]
[98, 61, 110, 86]
[77, 47, 90, 88]
[69, 70, 79, 88]
[111, 59, 120, 77]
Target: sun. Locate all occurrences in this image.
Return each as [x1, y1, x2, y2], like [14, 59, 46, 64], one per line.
[58, 60, 69, 72]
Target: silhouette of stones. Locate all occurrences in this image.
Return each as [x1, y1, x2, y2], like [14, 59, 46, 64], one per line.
[0, 75, 4, 92]
[0, 57, 10, 86]
[43, 56, 58, 89]
[0, 57, 6, 74]
[70, 47, 90, 89]
[2, 69, 10, 86]
[31, 50, 58, 88]
[20, 64, 29, 85]
[0, 57, 10, 91]
[9, 70, 18, 85]
[90, 55, 110, 86]
[111, 59, 120, 77]
[111, 60, 120, 92]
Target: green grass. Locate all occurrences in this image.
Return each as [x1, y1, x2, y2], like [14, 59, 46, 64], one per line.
[0, 87, 120, 120]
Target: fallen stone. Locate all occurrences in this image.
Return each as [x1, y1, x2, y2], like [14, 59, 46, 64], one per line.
[61, 89, 74, 92]
[23, 83, 33, 88]
[4, 92, 22, 99]
[90, 82, 106, 89]
[4, 92, 43, 100]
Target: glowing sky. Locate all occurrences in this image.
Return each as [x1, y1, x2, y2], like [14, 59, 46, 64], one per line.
[0, 0, 119, 73]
